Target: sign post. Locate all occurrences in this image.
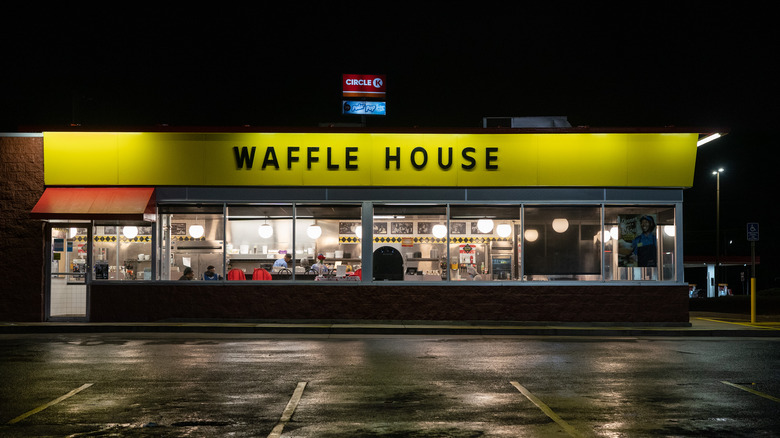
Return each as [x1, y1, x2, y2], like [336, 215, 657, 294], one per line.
[747, 222, 759, 323]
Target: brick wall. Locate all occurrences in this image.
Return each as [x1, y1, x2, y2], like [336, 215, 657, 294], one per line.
[90, 283, 690, 323]
[0, 136, 45, 321]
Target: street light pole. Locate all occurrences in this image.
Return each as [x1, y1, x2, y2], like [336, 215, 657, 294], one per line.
[713, 168, 724, 290]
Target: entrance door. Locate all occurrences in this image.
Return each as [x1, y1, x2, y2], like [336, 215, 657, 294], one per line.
[47, 225, 91, 320]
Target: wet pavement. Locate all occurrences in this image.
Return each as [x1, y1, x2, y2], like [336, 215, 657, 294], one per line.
[1, 313, 779, 437]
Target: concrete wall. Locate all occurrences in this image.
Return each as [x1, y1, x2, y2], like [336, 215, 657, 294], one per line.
[90, 283, 690, 323]
[0, 136, 45, 321]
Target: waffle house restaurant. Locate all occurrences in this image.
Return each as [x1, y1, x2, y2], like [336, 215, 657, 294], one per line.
[25, 128, 705, 323]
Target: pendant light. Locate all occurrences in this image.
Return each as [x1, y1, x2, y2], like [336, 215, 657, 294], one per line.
[477, 219, 494, 233]
[496, 224, 512, 238]
[258, 221, 273, 239]
[432, 224, 447, 239]
[122, 225, 139, 239]
[307, 224, 322, 239]
[524, 229, 539, 242]
[188, 224, 205, 238]
[552, 218, 569, 233]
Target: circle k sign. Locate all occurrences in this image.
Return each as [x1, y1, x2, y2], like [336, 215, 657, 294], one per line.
[343, 74, 387, 97]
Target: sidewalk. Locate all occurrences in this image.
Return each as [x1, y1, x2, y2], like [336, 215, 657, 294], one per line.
[1, 313, 779, 336]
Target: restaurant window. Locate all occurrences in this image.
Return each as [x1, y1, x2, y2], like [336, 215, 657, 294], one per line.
[372, 205, 447, 281]
[294, 204, 363, 280]
[522, 206, 602, 281]
[225, 205, 292, 280]
[604, 206, 677, 281]
[93, 222, 154, 280]
[449, 205, 521, 281]
[159, 206, 225, 281]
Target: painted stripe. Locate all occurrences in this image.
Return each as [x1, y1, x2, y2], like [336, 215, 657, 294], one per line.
[7, 383, 94, 424]
[721, 381, 780, 402]
[696, 317, 780, 330]
[267, 381, 307, 438]
[511, 381, 584, 438]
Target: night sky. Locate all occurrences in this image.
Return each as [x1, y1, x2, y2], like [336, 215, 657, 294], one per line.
[2, 4, 777, 285]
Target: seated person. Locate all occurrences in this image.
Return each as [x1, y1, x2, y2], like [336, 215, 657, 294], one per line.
[310, 254, 328, 275]
[273, 254, 292, 270]
[203, 265, 221, 281]
[179, 267, 195, 280]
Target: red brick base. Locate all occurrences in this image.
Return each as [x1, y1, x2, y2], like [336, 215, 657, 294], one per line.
[90, 283, 689, 323]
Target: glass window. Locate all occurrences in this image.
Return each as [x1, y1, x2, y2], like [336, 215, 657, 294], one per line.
[604, 206, 676, 281]
[160, 205, 225, 281]
[372, 205, 447, 281]
[449, 205, 521, 281]
[225, 205, 292, 281]
[522, 206, 602, 281]
[295, 204, 363, 280]
[93, 223, 154, 280]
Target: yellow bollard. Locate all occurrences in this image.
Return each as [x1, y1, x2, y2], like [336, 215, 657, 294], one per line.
[751, 278, 757, 324]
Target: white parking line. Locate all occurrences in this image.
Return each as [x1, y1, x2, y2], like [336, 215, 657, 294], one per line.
[7, 383, 94, 425]
[510, 381, 584, 438]
[721, 381, 780, 402]
[267, 381, 307, 438]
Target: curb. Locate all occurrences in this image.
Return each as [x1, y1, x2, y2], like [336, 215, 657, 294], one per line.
[2, 323, 779, 337]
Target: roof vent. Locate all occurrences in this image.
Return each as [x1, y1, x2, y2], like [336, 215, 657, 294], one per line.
[483, 116, 571, 128]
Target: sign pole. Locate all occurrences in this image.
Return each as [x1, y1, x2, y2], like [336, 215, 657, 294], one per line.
[751, 241, 756, 323]
[747, 222, 759, 323]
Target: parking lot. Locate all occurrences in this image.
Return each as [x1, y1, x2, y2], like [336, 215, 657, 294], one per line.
[1, 332, 779, 437]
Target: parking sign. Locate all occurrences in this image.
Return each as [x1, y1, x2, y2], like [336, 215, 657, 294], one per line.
[747, 222, 759, 241]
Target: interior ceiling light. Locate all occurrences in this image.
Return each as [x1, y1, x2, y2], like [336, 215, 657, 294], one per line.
[354, 225, 363, 239]
[664, 225, 675, 237]
[307, 224, 322, 239]
[258, 223, 273, 238]
[189, 224, 205, 239]
[524, 229, 539, 242]
[552, 218, 569, 233]
[122, 226, 138, 239]
[432, 224, 447, 239]
[477, 219, 494, 233]
[496, 224, 512, 238]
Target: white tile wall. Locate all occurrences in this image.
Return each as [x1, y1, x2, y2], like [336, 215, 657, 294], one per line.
[50, 278, 86, 317]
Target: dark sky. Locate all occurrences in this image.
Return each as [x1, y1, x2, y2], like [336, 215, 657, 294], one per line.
[2, 4, 777, 283]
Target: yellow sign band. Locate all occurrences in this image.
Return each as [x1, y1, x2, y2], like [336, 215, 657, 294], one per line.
[43, 132, 698, 187]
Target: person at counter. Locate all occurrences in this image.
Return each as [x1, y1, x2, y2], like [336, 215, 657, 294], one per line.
[466, 264, 482, 281]
[311, 254, 328, 275]
[273, 254, 292, 269]
[179, 267, 195, 280]
[203, 265, 221, 281]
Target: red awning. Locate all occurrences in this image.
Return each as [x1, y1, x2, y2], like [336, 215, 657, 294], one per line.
[30, 187, 156, 221]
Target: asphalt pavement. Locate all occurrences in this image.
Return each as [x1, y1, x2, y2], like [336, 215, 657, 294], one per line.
[2, 312, 779, 336]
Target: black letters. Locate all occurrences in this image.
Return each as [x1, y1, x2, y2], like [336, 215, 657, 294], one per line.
[438, 147, 452, 169]
[385, 147, 401, 170]
[326, 147, 339, 170]
[233, 146, 256, 169]
[461, 147, 476, 170]
[287, 147, 299, 169]
[262, 147, 279, 169]
[345, 147, 358, 170]
[307, 147, 319, 170]
[485, 147, 498, 170]
[411, 147, 428, 169]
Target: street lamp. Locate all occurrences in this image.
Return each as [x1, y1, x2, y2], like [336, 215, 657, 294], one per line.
[712, 168, 724, 285]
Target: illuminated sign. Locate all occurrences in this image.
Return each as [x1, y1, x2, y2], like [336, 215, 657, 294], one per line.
[43, 132, 699, 188]
[343, 74, 386, 97]
[343, 100, 386, 116]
